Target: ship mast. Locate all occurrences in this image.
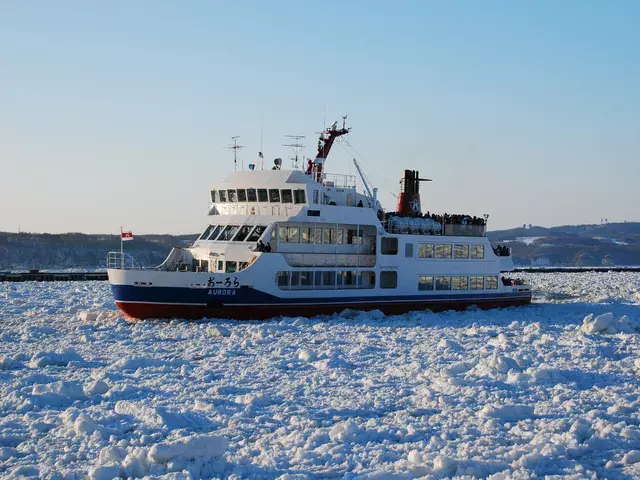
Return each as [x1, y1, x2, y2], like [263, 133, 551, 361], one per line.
[283, 135, 306, 169]
[226, 136, 245, 171]
[307, 115, 350, 179]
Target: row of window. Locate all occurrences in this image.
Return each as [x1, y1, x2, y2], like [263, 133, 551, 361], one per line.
[278, 225, 367, 245]
[276, 270, 376, 289]
[417, 243, 484, 259]
[198, 224, 266, 242]
[380, 237, 485, 259]
[418, 275, 498, 291]
[212, 188, 306, 205]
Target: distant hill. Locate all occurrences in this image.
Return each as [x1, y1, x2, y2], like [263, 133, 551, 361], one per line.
[2, 222, 640, 270]
[0, 232, 198, 271]
[487, 222, 640, 266]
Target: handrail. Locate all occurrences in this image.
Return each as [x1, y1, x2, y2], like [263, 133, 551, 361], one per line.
[283, 253, 376, 267]
[107, 252, 142, 270]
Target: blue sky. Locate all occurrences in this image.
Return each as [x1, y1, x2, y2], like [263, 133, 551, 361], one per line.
[1, 0, 638, 233]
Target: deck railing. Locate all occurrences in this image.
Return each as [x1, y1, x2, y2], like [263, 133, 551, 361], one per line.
[107, 252, 142, 270]
[283, 253, 376, 268]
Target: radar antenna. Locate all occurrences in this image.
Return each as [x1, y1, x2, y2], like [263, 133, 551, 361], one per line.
[283, 134, 306, 169]
[226, 136, 245, 171]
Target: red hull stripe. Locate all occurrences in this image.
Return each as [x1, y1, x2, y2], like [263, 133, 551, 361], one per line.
[116, 296, 532, 320]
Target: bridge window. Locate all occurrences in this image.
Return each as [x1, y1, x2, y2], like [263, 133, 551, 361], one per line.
[246, 188, 257, 202]
[469, 276, 484, 290]
[269, 189, 280, 202]
[453, 276, 468, 290]
[233, 226, 252, 242]
[287, 227, 300, 243]
[258, 189, 268, 202]
[294, 189, 306, 204]
[454, 245, 469, 259]
[337, 271, 358, 288]
[228, 189, 237, 202]
[217, 260, 223, 271]
[313, 189, 319, 204]
[435, 276, 452, 290]
[218, 225, 239, 241]
[380, 271, 397, 289]
[237, 189, 247, 202]
[210, 190, 216, 203]
[471, 245, 485, 259]
[381, 237, 398, 255]
[418, 275, 434, 291]
[281, 189, 293, 203]
[199, 225, 216, 241]
[418, 243, 435, 258]
[207, 225, 223, 240]
[246, 225, 266, 242]
[485, 276, 498, 289]
[323, 228, 336, 244]
[239, 261, 248, 271]
[337, 228, 345, 244]
[225, 261, 237, 273]
[219, 190, 227, 202]
[278, 226, 287, 243]
[301, 227, 312, 243]
[314, 228, 322, 244]
[436, 244, 452, 259]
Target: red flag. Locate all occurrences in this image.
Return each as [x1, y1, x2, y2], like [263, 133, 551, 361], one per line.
[121, 231, 134, 241]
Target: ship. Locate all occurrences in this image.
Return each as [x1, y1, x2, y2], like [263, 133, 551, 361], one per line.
[107, 118, 531, 320]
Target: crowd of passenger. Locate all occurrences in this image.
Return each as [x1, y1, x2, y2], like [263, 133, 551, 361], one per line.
[256, 240, 272, 252]
[379, 210, 486, 226]
[493, 245, 511, 256]
[502, 277, 526, 286]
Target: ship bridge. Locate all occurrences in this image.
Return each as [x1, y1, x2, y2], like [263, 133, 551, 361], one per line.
[208, 169, 367, 217]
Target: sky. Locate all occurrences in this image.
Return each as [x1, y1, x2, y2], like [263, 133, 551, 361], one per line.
[1, 0, 639, 234]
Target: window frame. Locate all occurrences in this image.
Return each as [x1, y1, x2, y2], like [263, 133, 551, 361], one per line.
[207, 225, 223, 241]
[269, 189, 280, 203]
[294, 189, 306, 204]
[257, 189, 268, 202]
[246, 188, 257, 202]
[219, 190, 227, 202]
[418, 275, 434, 291]
[210, 190, 217, 203]
[246, 225, 266, 242]
[380, 270, 398, 289]
[237, 189, 247, 202]
[485, 276, 499, 289]
[287, 226, 300, 243]
[217, 225, 239, 241]
[227, 189, 237, 203]
[418, 243, 435, 259]
[435, 276, 452, 291]
[436, 244, 453, 259]
[281, 189, 293, 203]
[454, 244, 470, 259]
[381, 237, 399, 255]
[452, 276, 469, 290]
[471, 245, 485, 259]
[469, 276, 484, 290]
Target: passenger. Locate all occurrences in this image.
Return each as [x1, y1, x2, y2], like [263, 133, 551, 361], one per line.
[357, 200, 364, 207]
[265, 243, 272, 253]
[257, 240, 265, 252]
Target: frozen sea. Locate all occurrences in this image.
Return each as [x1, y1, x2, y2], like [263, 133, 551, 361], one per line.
[1, 273, 640, 480]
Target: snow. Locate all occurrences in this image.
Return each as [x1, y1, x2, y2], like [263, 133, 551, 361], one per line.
[1, 273, 640, 479]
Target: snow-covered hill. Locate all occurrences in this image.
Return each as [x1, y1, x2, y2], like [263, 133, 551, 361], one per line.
[1, 273, 640, 479]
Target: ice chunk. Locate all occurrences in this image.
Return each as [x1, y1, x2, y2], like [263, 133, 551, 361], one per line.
[86, 379, 110, 396]
[207, 325, 231, 337]
[479, 404, 534, 422]
[329, 420, 360, 443]
[623, 450, 640, 465]
[78, 311, 98, 322]
[581, 312, 615, 334]
[148, 434, 228, 462]
[89, 465, 122, 480]
[28, 348, 83, 368]
[298, 349, 317, 362]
